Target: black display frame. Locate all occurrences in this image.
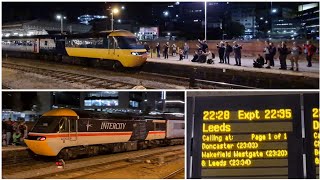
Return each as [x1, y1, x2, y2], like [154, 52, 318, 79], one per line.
[190, 94, 303, 179]
[304, 93, 319, 179]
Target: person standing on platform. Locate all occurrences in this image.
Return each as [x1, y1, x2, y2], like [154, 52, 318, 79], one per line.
[233, 41, 242, 66]
[277, 41, 290, 70]
[269, 42, 276, 67]
[224, 41, 232, 64]
[290, 42, 301, 71]
[19, 121, 28, 143]
[303, 41, 317, 67]
[172, 43, 177, 57]
[144, 42, 150, 53]
[217, 41, 225, 63]
[5, 118, 13, 146]
[264, 41, 271, 69]
[163, 42, 169, 59]
[156, 42, 161, 58]
[179, 49, 184, 61]
[183, 43, 189, 59]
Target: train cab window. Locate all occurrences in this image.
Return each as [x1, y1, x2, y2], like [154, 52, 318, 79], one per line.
[115, 36, 144, 49]
[58, 117, 69, 132]
[108, 36, 115, 49]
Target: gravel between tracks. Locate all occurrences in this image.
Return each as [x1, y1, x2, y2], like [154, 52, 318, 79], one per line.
[3, 145, 184, 179]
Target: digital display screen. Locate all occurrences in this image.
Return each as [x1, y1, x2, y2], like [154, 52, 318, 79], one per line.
[312, 107, 319, 177]
[304, 94, 319, 179]
[192, 95, 303, 179]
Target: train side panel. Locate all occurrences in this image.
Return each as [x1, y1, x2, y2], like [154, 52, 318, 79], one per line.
[65, 48, 146, 67]
[166, 120, 185, 139]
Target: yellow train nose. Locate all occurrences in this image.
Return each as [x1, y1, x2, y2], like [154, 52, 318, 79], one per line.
[24, 139, 57, 156]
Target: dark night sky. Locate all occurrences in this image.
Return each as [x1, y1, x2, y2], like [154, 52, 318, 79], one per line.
[2, 2, 172, 23]
[2, 2, 306, 24]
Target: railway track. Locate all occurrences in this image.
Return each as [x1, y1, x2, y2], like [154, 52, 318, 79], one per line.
[51, 149, 183, 179]
[139, 72, 256, 89]
[2, 62, 150, 89]
[3, 145, 184, 179]
[163, 168, 185, 179]
[3, 59, 255, 89]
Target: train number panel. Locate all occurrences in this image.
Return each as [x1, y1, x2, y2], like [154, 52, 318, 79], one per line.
[192, 95, 303, 179]
[304, 93, 320, 179]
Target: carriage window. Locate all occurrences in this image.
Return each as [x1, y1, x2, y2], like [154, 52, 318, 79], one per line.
[69, 118, 77, 132]
[154, 122, 166, 131]
[174, 123, 185, 129]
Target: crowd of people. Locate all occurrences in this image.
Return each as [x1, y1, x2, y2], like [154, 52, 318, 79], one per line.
[2, 118, 28, 146]
[261, 40, 317, 71]
[148, 39, 317, 72]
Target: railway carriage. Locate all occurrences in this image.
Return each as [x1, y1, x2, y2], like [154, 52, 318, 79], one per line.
[2, 30, 147, 68]
[24, 108, 184, 160]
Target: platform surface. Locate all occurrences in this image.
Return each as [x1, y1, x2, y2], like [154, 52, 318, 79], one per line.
[2, 145, 28, 152]
[147, 55, 319, 78]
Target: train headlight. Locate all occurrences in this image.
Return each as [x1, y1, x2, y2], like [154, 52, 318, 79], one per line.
[131, 52, 140, 56]
[37, 136, 46, 141]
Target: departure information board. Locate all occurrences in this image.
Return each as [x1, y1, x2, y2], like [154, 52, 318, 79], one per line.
[304, 94, 319, 179]
[191, 95, 303, 179]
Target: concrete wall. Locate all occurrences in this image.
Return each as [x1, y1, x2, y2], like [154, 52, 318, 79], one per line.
[145, 39, 319, 60]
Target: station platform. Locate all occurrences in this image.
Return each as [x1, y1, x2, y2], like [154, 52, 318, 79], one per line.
[144, 55, 319, 88]
[147, 56, 319, 78]
[2, 145, 29, 159]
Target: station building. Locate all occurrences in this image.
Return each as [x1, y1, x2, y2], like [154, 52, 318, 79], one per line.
[2, 19, 92, 37]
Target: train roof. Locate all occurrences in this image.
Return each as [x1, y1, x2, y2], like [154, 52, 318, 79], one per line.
[42, 108, 142, 120]
[144, 113, 184, 121]
[2, 30, 135, 40]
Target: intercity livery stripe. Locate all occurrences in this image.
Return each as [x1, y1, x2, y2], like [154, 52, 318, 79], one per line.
[28, 132, 133, 138]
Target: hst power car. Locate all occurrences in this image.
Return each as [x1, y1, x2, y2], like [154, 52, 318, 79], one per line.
[24, 108, 184, 160]
[2, 30, 147, 68]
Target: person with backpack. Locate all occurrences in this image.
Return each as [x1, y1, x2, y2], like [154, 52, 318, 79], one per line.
[290, 42, 302, 71]
[224, 41, 232, 64]
[303, 41, 317, 67]
[277, 41, 290, 70]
